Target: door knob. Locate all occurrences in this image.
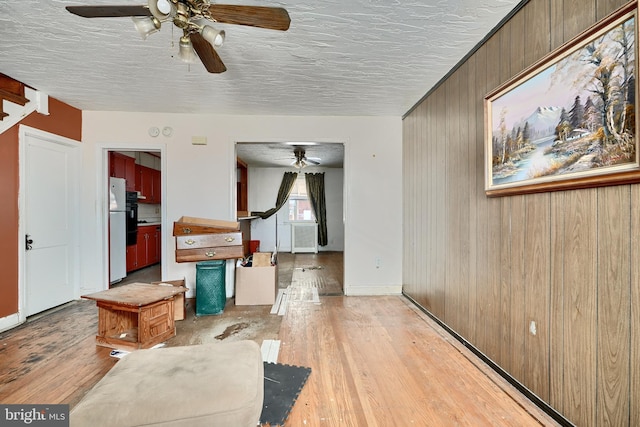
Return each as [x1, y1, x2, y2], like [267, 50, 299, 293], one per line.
[25, 234, 33, 251]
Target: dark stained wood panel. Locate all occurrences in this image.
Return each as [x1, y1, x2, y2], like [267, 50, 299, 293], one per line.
[417, 101, 428, 304]
[499, 195, 512, 371]
[523, 192, 551, 401]
[508, 195, 525, 380]
[432, 84, 447, 319]
[456, 62, 471, 340]
[509, 10, 526, 77]
[401, 111, 414, 296]
[596, 186, 631, 426]
[472, 42, 489, 352]
[446, 70, 462, 333]
[549, 191, 566, 414]
[426, 93, 438, 312]
[550, 0, 565, 50]
[561, 189, 598, 427]
[563, 0, 596, 41]
[631, 185, 640, 427]
[523, 0, 551, 69]
[466, 53, 479, 347]
[401, 0, 639, 425]
[485, 32, 503, 364]
[596, 0, 630, 19]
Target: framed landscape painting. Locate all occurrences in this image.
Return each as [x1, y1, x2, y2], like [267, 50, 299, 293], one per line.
[484, 1, 640, 197]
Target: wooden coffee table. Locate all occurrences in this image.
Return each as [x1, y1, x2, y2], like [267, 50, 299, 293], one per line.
[82, 282, 187, 351]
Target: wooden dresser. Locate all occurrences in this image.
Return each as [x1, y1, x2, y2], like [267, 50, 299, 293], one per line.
[174, 216, 244, 262]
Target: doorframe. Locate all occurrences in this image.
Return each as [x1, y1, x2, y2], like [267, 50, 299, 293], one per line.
[97, 143, 167, 289]
[17, 125, 81, 324]
[230, 139, 348, 292]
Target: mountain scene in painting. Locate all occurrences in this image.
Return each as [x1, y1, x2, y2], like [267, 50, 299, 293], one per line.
[490, 15, 636, 186]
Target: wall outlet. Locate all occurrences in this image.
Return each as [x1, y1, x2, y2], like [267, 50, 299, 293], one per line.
[529, 320, 537, 336]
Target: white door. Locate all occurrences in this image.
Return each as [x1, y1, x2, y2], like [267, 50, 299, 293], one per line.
[21, 126, 80, 317]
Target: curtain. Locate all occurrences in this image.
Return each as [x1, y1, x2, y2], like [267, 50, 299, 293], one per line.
[251, 171, 298, 220]
[305, 172, 328, 247]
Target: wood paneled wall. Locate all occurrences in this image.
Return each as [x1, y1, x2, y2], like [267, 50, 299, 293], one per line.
[402, 0, 639, 425]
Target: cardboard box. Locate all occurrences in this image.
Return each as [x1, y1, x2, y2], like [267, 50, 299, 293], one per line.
[252, 252, 272, 267]
[151, 279, 187, 320]
[235, 265, 278, 306]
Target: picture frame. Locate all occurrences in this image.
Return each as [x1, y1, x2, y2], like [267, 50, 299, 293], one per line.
[484, 1, 640, 197]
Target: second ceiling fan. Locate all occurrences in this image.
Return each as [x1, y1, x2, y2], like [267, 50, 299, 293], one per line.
[292, 147, 320, 169]
[66, 0, 291, 73]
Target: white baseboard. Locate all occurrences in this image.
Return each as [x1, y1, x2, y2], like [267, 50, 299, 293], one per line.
[0, 312, 22, 333]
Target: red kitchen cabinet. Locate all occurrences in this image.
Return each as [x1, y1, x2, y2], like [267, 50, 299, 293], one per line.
[135, 225, 160, 269]
[110, 152, 136, 191]
[148, 227, 160, 264]
[152, 169, 161, 204]
[136, 226, 149, 269]
[135, 165, 160, 203]
[126, 225, 160, 273]
[126, 244, 138, 272]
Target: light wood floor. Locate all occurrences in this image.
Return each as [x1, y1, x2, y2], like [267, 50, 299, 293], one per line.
[0, 252, 560, 426]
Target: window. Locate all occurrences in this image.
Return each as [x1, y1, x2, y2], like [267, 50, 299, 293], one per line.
[288, 175, 315, 221]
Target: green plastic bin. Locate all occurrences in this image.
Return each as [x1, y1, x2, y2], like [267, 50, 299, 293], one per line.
[196, 260, 226, 316]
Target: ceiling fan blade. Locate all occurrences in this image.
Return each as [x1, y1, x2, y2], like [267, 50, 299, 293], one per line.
[306, 158, 321, 165]
[191, 33, 227, 73]
[66, 5, 151, 18]
[208, 5, 291, 31]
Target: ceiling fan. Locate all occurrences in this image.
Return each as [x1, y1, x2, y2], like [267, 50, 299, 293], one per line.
[292, 147, 320, 169]
[65, 0, 291, 73]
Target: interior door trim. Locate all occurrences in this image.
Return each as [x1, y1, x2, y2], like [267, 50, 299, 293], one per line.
[17, 125, 81, 325]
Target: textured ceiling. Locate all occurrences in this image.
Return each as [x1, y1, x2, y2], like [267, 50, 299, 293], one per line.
[0, 0, 521, 118]
[236, 142, 344, 168]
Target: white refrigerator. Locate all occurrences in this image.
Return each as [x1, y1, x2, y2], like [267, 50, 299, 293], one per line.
[109, 177, 127, 284]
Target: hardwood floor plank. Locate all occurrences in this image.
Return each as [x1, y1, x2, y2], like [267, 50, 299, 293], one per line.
[0, 252, 560, 426]
[278, 294, 561, 426]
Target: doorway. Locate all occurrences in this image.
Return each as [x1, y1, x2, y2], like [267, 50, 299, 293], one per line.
[234, 141, 345, 293]
[101, 145, 165, 289]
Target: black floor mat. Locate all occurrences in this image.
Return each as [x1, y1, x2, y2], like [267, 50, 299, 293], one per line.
[260, 362, 311, 426]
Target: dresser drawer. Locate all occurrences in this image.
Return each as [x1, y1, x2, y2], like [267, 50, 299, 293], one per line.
[175, 245, 244, 263]
[176, 233, 242, 250]
[173, 217, 239, 236]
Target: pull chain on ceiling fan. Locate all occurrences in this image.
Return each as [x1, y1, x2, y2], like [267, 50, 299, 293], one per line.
[65, 0, 291, 74]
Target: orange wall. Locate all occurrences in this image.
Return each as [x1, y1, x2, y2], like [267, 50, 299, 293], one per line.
[0, 96, 81, 318]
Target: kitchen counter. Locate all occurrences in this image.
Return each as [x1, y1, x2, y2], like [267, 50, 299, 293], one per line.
[138, 221, 161, 226]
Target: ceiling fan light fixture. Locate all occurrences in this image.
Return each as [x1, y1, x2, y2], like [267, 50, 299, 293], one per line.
[201, 25, 225, 47]
[132, 16, 161, 39]
[147, 0, 176, 21]
[179, 35, 198, 64]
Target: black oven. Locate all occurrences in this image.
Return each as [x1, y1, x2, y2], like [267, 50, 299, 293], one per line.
[125, 191, 138, 245]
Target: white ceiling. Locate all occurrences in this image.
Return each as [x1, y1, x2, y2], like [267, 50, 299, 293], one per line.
[0, 0, 521, 166]
[236, 142, 345, 168]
